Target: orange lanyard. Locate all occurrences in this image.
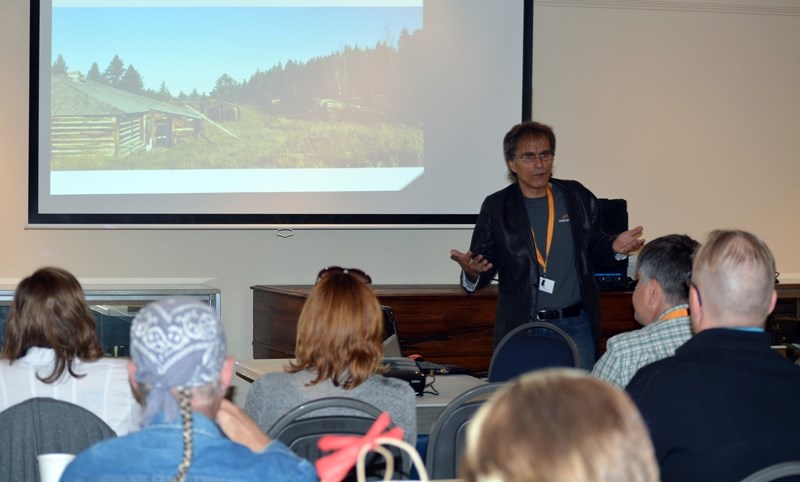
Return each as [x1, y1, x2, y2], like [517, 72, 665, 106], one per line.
[529, 185, 555, 274]
[659, 307, 689, 321]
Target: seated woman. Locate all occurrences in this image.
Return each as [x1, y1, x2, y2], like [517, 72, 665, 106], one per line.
[0, 267, 140, 435]
[245, 266, 417, 444]
[461, 368, 659, 482]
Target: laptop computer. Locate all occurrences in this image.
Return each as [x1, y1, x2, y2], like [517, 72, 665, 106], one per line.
[381, 306, 470, 376]
[382, 305, 404, 358]
[381, 306, 425, 394]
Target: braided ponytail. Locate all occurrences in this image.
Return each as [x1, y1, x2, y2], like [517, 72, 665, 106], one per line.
[173, 386, 194, 482]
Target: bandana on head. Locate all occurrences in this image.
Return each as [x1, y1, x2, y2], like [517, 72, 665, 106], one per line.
[130, 297, 226, 425]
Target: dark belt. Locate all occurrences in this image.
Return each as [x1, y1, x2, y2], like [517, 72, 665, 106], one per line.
[534, 303, 583, 321]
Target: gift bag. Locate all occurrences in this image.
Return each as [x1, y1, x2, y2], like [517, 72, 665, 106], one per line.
[354, 436, 429, 482]
[315, 412, 430, 482]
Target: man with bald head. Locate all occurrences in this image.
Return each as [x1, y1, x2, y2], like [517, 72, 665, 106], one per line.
[627, 230, 800, 482]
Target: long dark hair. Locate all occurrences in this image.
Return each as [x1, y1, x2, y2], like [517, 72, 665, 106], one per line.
[1, 267, 103, 383]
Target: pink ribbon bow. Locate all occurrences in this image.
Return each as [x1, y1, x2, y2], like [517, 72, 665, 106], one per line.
[314, 412, 405, 482]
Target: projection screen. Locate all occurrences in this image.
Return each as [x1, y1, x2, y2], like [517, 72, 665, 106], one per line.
[29, 0, 533, 227]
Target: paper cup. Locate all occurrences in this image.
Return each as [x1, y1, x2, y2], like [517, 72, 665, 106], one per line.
[37, 453, 75, 482]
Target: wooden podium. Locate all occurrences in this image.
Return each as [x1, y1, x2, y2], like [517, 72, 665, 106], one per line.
[252, 284, 638, 375]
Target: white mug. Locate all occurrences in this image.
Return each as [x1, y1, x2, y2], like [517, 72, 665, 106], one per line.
[37, 453, 76, 482]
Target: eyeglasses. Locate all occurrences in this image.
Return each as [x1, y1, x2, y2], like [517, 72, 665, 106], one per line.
[316, 266, 372, 285]
[516, 150, 554, 163]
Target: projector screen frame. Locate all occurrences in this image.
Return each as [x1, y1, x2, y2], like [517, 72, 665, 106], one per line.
[28, 0, 534, 229]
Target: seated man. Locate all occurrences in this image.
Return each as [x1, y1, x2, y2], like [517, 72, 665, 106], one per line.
[627, 229, 800, 482]
[62, 298, 317, 482]
[592, 234, 699, 388]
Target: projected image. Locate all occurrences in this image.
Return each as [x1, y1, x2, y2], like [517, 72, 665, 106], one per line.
[49, 2, 423, 193]
[34, 0, 528, 220]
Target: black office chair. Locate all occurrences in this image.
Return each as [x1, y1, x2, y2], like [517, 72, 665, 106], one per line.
[267, 397, 410, 481]
[0, 397, 117, 482]
[425, 382, 503, 480]
[740, 461, 800, 482]
[488, 321, 581, 382]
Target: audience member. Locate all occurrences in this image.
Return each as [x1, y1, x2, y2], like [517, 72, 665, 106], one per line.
[461, 368, 658, 482]
[0, 266, 140, 435]
[62, 297, 317, 482]
[245, 266, 417, 444]
[592, 234, 699, 388]
[450, 121, 643, 369]
[627, 229, 800, 482]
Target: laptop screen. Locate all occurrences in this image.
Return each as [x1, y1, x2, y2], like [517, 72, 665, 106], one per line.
[381, 305, 403, 358]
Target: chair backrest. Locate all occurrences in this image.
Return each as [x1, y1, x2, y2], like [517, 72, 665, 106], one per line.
[740, 461, 800, 482]
[267, 397, 409, 480]
[425, 382, 503, 480]
[0, 397, 117, 482]
[488, 321, 581, 382]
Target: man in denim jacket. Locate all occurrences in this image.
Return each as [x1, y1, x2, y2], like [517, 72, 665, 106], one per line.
[62, 298, 317, 482]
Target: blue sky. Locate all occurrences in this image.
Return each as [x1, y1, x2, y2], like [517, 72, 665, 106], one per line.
[52, 6, 423, 95]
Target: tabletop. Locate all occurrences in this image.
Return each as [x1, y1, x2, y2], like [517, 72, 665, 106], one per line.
[235, 358, 488, 433]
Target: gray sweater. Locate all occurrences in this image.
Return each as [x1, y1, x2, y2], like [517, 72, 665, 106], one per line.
[245, 369, 417, 444]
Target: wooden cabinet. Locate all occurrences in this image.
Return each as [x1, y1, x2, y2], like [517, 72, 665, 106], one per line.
[252, 282, 800, 374]
[252, 284, 639, 375]
[598, 290, 637, 348]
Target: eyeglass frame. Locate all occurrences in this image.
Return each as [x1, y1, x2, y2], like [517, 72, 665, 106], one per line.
[316, 266, 372, 285]
[515, 150, 555, 164]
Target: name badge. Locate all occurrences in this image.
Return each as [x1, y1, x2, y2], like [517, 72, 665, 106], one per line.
[538, 276, 555, 294]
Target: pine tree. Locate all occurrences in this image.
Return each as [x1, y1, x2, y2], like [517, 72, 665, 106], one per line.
[103, 55, 125, 87]
[52, 54, 68, 75]
[157, 81, 172, 100]
[120, 64, 144, 94]
[86, 62, 102, 82]
[211, 74, 238, 100]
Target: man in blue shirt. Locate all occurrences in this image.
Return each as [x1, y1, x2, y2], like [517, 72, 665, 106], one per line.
[62, 297, 317, 482]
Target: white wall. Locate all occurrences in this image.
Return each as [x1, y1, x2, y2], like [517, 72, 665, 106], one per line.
[3, 0, 800, 402]
[532, 0, 800, 279]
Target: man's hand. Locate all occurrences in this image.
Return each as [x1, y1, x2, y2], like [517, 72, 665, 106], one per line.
[450, 249, 493, 281]
[216, 399, 271, 453]
[612, 225, 645, 255]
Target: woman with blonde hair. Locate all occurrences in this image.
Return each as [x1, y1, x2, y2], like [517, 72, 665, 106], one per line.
[0, 266, 140, 435]
[461, 368, 658, 482]
[245, 266, 417, 444]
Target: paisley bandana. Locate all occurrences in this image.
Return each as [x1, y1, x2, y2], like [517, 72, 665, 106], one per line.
[130, 297, 226, 424]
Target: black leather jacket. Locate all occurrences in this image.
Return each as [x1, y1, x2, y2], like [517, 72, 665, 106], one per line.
[465, 178, 619, 353]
